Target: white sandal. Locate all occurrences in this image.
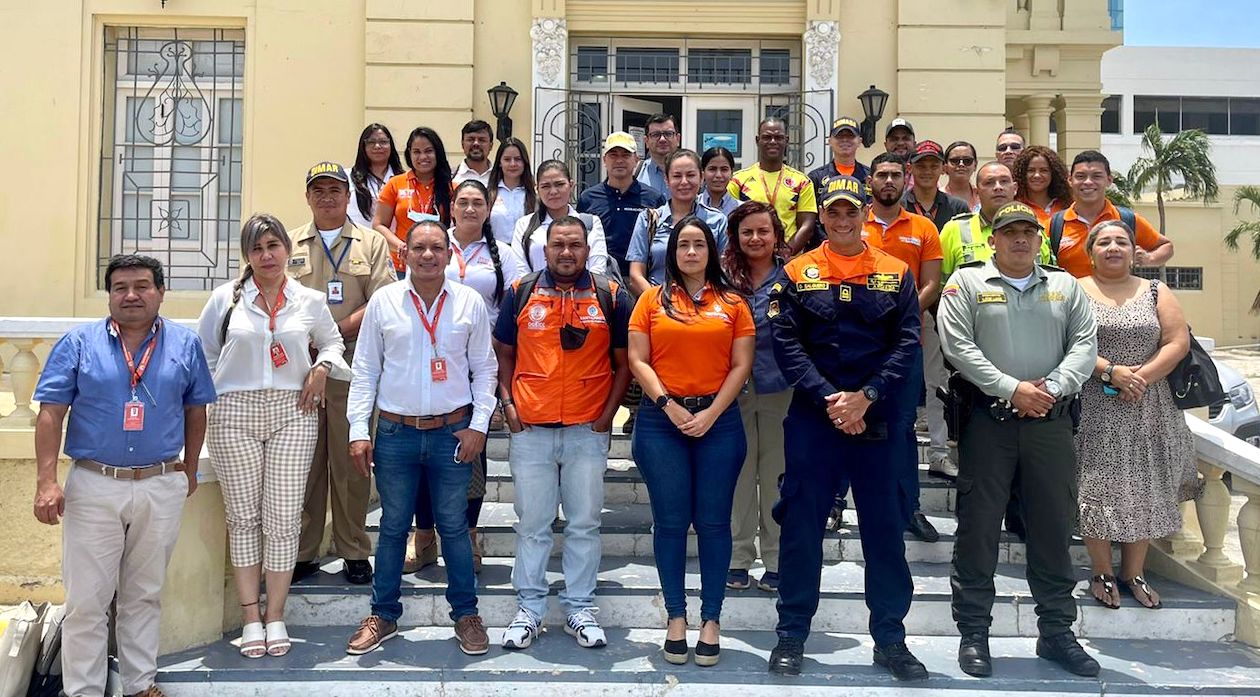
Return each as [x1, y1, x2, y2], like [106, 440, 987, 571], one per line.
[265, 620, 291, 657]
[239, 622, 266, 659]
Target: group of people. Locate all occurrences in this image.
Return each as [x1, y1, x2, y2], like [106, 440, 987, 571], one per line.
[31, 112, 1200, 697]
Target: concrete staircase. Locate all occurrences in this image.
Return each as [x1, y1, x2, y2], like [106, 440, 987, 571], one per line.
[156, 434, 1260, 695]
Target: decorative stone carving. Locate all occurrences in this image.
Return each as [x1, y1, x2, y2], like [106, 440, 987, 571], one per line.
[803, 20, 839, 90]
[531, 17, 567, 89]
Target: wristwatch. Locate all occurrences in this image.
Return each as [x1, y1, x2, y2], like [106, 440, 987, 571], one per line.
[861, 385, 879, 402]
[1100, 363, 1115, 383]
[654, 394, 672, 409]
[1044, 379, 1063, 399]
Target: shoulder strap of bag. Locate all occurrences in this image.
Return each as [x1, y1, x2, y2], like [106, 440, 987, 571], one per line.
[1117, 206, 1138, 236]
[1048, 210, 1068, 264]
[512, 271, 544, 320]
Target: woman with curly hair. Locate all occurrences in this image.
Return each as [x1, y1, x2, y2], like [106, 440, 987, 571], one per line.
[1013, 145, 1073, 226]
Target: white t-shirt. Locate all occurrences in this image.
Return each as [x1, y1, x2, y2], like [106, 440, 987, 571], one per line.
[1000, 270, 1035, 291]
[510, 206, 609, 276]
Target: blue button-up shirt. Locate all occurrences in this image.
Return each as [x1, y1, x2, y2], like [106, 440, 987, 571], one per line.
[626, 201, 729, 286]
[578, 179, 667, 270]
[749, 260, 791, 394]
[635, 159, 669, 198]
[34, 318, 217, 467]
[698, 189, 740, 217]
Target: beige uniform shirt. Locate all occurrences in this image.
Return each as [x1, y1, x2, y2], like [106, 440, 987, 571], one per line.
[287, 220, 395, 367]
[937, 259, 1097, 400]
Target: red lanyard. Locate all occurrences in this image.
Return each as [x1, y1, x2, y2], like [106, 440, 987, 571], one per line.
[451, 240, 486, 281]
[111, 320, 160, 391]
[758, 168, 785, 208]
[409, 289, 448, 350]
[258, 279, 287, 335]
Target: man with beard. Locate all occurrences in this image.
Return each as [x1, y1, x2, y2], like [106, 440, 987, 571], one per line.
[453, 120, 493, 186]
[730, 117, 818, 255]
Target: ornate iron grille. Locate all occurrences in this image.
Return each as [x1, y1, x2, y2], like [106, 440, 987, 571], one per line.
[97, 27, 245, 291]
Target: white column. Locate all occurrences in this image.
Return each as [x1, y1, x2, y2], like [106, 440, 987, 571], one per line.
[530, 17, 568, 163]
[802, 20, 840, 172]
[1024, 94, 1055, 148]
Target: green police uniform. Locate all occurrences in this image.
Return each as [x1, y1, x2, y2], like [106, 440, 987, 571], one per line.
[939, 211, 1054, 278]
[936, 206, 1097, 641]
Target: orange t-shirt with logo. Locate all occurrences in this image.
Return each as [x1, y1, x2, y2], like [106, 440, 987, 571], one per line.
[629, 283, 755, 397]
[861, 209, 943, 288]
[1056, 201, 1161, 278]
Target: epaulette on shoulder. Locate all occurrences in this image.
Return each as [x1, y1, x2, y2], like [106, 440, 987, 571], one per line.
[1039, 263, 1067, 273]
[959, 260, 985, 268]
[949, 211, 974, 220]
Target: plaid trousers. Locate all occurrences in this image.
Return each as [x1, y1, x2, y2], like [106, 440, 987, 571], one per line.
[207, 389, 319, 571]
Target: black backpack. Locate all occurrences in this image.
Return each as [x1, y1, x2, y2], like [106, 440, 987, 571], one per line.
[1048, 206, 1137, 265]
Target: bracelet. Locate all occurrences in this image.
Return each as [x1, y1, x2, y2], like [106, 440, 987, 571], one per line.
[500, 398, 514, 407]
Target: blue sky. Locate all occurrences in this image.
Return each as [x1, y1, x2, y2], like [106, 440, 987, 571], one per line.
[1124, 0, 1260, 48]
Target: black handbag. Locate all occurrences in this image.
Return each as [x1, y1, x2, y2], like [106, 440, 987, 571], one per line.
[1168, 330, 1227, 409]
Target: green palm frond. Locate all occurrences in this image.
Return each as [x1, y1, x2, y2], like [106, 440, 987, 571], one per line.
[1127, 124, 1220, 204]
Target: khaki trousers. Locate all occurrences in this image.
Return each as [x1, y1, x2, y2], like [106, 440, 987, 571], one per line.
[298, 378, 372, 561]
[731, 387, 792, 572]
[61, 466, 187, 697]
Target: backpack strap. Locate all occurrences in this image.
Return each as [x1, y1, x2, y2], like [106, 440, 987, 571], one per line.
[1117, 206, 1138, 235]
[512, 271, 544, 320]
[1048, 210, 1067, 265]
[590, 272, 617, 320]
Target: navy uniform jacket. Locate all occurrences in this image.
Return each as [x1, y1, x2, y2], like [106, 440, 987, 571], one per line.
[768, 242, 921, 426]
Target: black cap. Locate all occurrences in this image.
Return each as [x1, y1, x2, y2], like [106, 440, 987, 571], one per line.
[305, 161, 349, 187]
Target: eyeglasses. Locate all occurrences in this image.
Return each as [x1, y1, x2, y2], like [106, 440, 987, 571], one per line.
[365, 139, 392, 148]
[759, 134, 787, 143]
[647, 130, 678, 140]
[996, 143, 1024, 152]
[948, 157, 976, 166]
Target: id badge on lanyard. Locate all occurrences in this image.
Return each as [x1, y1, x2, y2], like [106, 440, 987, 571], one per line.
[113, 319, 160, 432]
[261, 281, 289, 368]
[322, 233, 351, 305]
[410, 291, 449, 382]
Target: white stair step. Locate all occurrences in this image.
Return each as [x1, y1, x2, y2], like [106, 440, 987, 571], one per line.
[156, 627, 1260, 696]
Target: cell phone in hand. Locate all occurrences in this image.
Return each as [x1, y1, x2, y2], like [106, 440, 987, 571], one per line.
[1103, 385, 1120, 396]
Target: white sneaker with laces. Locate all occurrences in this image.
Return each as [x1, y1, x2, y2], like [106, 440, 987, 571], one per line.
[564, 607, 607, 648]
[501, 607, 541, 650]
[929, 452, 959, 479]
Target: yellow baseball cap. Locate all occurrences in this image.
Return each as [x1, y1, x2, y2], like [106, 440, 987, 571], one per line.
[602, 131, 637, 155]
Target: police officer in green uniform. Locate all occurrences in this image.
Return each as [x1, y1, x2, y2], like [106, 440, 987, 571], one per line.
[937, 202, 1099, 679]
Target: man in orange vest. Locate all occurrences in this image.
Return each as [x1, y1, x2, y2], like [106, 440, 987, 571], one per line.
[492, 215, 633, 651]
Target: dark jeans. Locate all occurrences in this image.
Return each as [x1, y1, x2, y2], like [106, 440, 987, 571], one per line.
[413, 453, 485, 529]
[774, 400, 915, 646]
[951, 407, 1077, 637]
[632, 399, 746, 622]
[371, 416, 478, 622]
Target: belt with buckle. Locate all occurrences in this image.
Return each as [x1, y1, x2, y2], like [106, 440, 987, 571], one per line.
[75, 458, 185, 480]
[379, 405, 471, 430]
[985, 396, 1075, 422]
[673, 394, 717, 413]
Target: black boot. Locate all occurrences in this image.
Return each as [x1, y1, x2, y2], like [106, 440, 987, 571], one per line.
[907, 511, 940, 543]
[958, 632, 992, 677]
[873, 642, 929, 682]
[1036, 632, 1100, 677]
[768, 636, 805, 675]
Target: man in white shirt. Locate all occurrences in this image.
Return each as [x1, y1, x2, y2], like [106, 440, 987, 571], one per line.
[345, 220, 497, 657]
[453, 120, 493, 187]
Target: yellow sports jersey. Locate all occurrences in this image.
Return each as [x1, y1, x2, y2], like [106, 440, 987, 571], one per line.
[728, 163, 817, 241]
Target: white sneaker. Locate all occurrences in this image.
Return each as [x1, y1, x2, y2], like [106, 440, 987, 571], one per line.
[929, 452, 959, 479]
[564, 607, 607, 648]
[501, 607, 541, 650]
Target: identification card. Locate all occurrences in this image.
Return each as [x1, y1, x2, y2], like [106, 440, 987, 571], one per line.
[327, 280, 344, 305]
[430, 357, 448, 382]
[123, 400, 145, 431]
[270, 341, 289, 368]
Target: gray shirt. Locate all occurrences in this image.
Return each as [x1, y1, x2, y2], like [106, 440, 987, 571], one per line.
[937, 259, 1097, 400]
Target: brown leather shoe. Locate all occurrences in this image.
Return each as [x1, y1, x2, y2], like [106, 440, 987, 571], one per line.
[346, 615, 398, 655]
[125, 687, 166, 697]
[402, 528, 438, 574]
[454, 614, 489, 655]
[470, 528, 485, 574]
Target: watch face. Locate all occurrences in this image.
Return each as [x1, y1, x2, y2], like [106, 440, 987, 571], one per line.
[863, 387, 878, 401]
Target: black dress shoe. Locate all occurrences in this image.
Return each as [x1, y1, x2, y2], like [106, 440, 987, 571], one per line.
[1036, 632, 1100, 677]
[907, 511, 940, 543]
[344, 559, 373, 585]
[292, 560, 321, 584]
[958, 632, 992, 677]
[873, 642, 929, 682]
[768, 636, 805, 675]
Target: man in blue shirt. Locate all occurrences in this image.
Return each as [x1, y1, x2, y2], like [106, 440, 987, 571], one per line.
[34, 254, 216, 697]
[634, 113, 679, 196]
[578, 130, 666, 278]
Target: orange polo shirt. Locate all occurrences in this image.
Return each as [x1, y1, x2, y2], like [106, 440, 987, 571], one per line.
[1056, 200, 1162, 278]
[629, 283, 755, 397]
[861, 208, 943, 289]
[1020, 197, 1069, 229]
[377, 171, 449, 271]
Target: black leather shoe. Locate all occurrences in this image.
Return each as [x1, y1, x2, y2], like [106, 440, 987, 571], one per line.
[1036, 632, 1100, 677]
[344, 559, 373, 585]
[907, 511, 940, 543]
[768, 636, 805, 676]
[873, 642, 929, 682]
[958, 632, 992, 677]
[292, 560, 321, 584]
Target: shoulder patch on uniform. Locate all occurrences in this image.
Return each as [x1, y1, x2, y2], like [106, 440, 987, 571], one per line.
[976, 290, 1007, 304]
[941, 284, 960, 297]
[959, 260, 985, 268]
[867, 272, 900, 293]
[802, 265, 822, 281]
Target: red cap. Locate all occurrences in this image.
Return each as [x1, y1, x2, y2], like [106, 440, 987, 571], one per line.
[909, 140, 945, 163]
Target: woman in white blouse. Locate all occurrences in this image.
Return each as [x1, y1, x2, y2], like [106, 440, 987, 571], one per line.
[197, 213, 350, 660]
[511, 159, 609, 276]
[487, 137, 535, 243]
[348, 124, 402, 230]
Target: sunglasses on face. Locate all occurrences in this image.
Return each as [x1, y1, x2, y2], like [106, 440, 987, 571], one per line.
[996, 143, 1024, 152]
[949, 157, 976, 166]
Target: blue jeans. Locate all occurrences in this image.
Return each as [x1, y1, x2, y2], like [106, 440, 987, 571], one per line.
[370, 416, 478, 622]
[509, 424, 610, 619]
[632, 400, 746, 622]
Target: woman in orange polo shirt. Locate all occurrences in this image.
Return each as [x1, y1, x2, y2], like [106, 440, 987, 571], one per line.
[1014, 145, 1072, 226]
[628, 215, 755, 667]
[373, 126, 454, 275]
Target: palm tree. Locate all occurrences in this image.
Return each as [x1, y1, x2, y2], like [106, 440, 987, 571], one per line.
[1223, 185, 1260, 314]
[1126, 124, 1220, 237]
[1107, 171, 1135, 209]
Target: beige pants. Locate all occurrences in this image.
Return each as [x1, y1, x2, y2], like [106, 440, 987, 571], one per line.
[731, 387, 792, 572]
[298, 378, 373, 562]
[922, 310, 949, 457]
[61, 466, 188, 697]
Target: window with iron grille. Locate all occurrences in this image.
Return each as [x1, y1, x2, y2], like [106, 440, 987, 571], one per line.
[614, 48, 679, 83]
[576, 46, 609, 83]
[687, 49, 752, 85]
[760, 49, 790, 85]
[1134, 266, 1203, 290]
[98, 26, 245, 291]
